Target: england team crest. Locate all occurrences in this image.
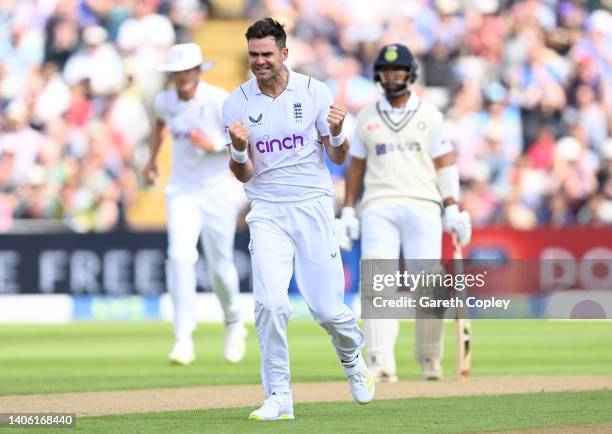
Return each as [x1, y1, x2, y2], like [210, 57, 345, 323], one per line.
[293, 102, 303, 123]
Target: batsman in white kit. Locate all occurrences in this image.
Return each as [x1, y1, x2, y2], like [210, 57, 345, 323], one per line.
[143, 43, 247, 366]
[337, 44, 472, 382]
[223, 18, 374, 420]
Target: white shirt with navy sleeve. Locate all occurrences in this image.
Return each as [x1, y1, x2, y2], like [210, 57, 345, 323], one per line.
[222, 68, 335, 202]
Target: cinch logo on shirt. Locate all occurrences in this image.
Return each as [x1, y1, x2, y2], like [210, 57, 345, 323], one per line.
[255, 134, 304, 153]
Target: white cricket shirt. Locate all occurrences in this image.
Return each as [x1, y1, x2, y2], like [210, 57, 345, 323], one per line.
[349, 92, 453, 212]
[154, 81, 230, 190]
[223, 68, 334, 202]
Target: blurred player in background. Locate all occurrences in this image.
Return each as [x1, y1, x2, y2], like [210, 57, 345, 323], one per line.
[143, 43, 247, 366]
[338, 44, 471, 382]
[223, 18, 374, 421]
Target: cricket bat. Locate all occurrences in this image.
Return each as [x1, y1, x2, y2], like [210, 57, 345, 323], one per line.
[453, 233, 471, 378]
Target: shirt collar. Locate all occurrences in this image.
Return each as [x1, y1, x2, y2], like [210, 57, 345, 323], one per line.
[379, 92, 420, 112]
[252, 65, 295, 95]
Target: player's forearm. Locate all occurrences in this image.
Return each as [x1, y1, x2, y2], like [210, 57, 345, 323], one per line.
[327, 140, 349, 165]
[344, 157, 365, 207]
[230, 159, 254, 183]
[148, 121, 165, 162]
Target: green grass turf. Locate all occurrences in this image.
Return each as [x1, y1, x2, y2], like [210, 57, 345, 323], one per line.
[16, 390, 612, 434]
[0, 320, 611, 395]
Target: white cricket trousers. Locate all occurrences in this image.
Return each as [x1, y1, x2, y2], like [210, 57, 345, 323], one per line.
[246, 196, 365, 396]
[360, 202, 444, 373]
[165, 177, 243, 340]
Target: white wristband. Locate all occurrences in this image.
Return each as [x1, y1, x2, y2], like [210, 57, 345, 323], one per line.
[330, 131, 346, 148]
[230, 145, 248, 164]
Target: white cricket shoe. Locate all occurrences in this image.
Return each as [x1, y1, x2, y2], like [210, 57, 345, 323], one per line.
[224, 322, 248, 363]
[343, 355, 375, 405]
[249, 392, 294, 420]
[169, 338, 195, 366]
[422, 357, 443, 380]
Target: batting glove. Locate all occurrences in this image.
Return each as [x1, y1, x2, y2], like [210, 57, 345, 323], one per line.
[443, 204, 472, 246]
[336, 207, 360, 251]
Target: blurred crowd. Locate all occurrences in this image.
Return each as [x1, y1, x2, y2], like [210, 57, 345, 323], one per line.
[250, 0, 612, 228]
[0, 0, 208, 231]
[1, 0, 611, 232]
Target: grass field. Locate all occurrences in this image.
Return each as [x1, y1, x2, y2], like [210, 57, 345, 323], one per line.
[1, 320, 611, 432]
[39, 391, 612, 433]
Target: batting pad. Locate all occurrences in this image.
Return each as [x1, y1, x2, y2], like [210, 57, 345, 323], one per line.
[364, 318, 399, 374]
[414, 318, 444, 363]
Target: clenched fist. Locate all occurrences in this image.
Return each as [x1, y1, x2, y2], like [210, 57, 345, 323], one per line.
[228, 122, 250, 151]
[327, 103, 347, 137]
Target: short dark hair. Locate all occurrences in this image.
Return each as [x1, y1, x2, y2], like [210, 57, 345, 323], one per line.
[245, 18, 287, 49]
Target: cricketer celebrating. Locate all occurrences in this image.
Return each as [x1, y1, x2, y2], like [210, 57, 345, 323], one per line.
[338, 44, 472, 382]
[144, 43, 247, 366]
[223, 18, 375, 421]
